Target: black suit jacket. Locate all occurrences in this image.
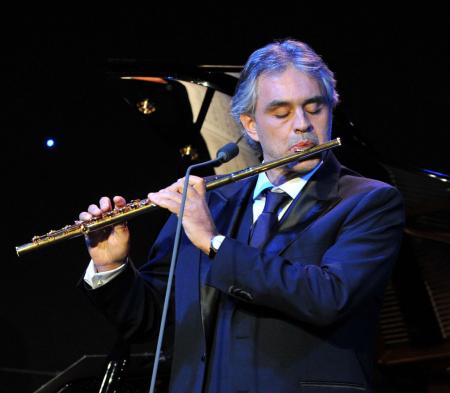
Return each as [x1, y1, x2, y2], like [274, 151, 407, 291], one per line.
[83, 153, 404, 393]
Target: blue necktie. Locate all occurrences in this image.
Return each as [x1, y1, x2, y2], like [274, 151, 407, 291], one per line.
[249, 189, 290, 248]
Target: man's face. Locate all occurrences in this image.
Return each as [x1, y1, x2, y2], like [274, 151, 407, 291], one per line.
[240, 66, 332, 184]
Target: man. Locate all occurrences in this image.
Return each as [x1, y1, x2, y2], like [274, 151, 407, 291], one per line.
[80, 39, 404, 392]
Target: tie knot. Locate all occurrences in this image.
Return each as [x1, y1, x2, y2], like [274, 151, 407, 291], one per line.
[263, 189, 290, 214]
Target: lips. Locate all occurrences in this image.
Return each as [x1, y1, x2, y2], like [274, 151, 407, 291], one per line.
[290, 141, 315, 152]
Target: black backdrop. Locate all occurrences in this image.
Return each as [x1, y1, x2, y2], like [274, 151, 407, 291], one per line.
[2, 7, 449, 392]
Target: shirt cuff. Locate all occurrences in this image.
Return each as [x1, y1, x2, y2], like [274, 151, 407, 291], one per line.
[83, 259, 128, 289]
[211, 235, 226, 251]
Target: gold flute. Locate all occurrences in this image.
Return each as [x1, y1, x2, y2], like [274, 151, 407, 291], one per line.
[15, 138, 341, 256]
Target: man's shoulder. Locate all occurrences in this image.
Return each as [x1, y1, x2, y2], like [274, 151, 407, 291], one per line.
[338, 166, 401, 200]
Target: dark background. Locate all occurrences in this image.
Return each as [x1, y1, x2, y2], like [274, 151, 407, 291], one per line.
[1, 7, 449, 392]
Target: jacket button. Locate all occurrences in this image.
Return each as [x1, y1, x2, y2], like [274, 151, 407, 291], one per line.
[228, 285, 254, 302]
[201, 354, 206, 362]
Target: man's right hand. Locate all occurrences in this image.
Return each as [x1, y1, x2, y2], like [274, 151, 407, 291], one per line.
[79, 196, 130, 272]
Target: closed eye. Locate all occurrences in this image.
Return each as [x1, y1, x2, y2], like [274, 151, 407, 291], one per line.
[274, 111, 290, 118]
[306, 106, 323, 115]
[304, 97, 327, 114]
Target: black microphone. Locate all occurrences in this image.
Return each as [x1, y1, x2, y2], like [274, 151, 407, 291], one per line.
[215, 143, 239, 166]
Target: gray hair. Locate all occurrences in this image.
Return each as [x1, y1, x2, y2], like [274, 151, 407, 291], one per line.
[230, 39, 339, 153]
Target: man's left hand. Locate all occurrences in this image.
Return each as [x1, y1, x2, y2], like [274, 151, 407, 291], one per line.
[148, 176, 217, 254]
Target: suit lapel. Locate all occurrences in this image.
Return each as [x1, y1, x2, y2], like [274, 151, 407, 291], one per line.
[265, 152, 342, 255]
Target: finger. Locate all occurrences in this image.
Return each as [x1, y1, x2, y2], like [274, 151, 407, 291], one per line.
[149, 196, 180, 215]
[171, 184, 201, 203]
[113, 195, 127, 209]
[186, 175, 203, 184]
[113, 221, 128, 231]
[84, 226, 113, 247]
[99, 197, 112, 212]
[88, 204, 102, 216]
[170, 178, 195, 196]
[175, 177, 197, 189]
[79, 211, 93, 221]
[149, 189, 182, 205]
[176, 176, 206, 197]
[111, 196, 128, 229]
[176, 176, 203, 186]
[167, 180, 183, 193]
[148, 190, 182, 214]
[188, 176, 206, 196]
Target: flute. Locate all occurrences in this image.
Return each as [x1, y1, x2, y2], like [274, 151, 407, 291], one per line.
[15, 138, 341, 256]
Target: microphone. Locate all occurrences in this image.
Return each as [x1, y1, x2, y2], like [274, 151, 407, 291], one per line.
[215, 142, 239, 166]
[148, 141, 239, 393]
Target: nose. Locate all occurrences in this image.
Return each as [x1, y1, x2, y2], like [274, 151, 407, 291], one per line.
[293, 108, 312, 134]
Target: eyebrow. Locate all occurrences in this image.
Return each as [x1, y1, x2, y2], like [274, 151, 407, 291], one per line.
[264, 95, 327, 111]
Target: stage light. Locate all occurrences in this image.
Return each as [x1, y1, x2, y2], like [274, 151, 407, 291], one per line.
[46, 138, 55, 148]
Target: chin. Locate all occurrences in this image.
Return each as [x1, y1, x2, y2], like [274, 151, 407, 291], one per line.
[291, 158, 321, 174]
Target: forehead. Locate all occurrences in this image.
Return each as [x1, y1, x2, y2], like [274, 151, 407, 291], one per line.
[256, 67, 323, 106]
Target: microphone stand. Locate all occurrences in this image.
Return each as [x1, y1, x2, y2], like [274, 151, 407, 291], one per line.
[149, 145, 237, 393]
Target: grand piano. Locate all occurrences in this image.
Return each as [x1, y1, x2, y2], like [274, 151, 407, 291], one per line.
[28, 61, 450, 393]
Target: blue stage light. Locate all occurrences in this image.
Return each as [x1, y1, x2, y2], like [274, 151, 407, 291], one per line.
[46, 139, 55, 148]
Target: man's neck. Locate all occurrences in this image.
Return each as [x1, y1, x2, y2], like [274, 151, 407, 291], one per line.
[266, 162, 322, 186]
[253, 161, 323, 202]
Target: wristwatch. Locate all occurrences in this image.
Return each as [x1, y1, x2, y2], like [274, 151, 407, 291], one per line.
[209, 235, 225, 259]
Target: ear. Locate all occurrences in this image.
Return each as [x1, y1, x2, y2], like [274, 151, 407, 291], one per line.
[239, 113, 259, 142]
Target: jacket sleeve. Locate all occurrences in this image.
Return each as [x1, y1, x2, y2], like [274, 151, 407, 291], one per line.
[80, 214, 177, 341]
[205, 185, 405, 327]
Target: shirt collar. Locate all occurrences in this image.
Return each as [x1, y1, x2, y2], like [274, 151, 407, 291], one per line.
[253, 161, 323, 201]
